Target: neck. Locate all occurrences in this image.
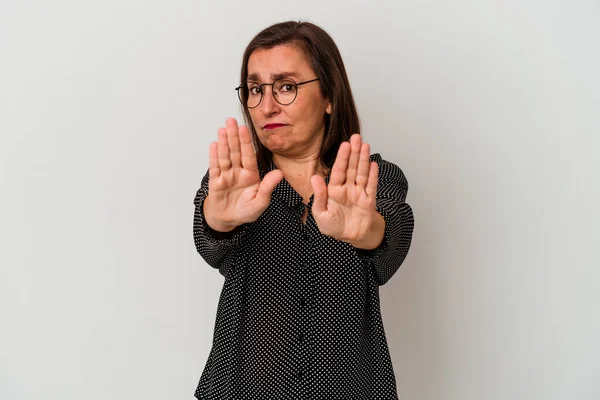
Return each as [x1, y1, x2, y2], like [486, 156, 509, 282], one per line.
[272, 152, 329, 184]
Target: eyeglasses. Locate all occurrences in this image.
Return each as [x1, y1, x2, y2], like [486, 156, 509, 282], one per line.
[235, 78, 320, 109]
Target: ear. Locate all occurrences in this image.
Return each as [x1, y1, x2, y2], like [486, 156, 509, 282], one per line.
[325, 101, 332, 115]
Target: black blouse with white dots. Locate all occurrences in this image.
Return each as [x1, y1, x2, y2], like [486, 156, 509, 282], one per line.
[193, 153, 414, 400]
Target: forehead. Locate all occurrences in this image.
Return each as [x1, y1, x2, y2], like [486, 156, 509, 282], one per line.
[246, 44, 314, 82]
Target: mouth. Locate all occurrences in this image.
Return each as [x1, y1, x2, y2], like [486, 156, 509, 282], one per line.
[263, 123, 288, 130]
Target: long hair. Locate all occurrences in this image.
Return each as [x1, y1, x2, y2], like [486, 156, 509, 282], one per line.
[239, 21, 360, 173]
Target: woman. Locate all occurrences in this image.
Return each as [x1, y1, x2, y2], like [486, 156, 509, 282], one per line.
[193, 21, 414, 399]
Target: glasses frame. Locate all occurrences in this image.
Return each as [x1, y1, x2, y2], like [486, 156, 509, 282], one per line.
[235, 78, 320, 109]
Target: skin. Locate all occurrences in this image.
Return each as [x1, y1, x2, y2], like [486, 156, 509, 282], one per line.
[246, 44, 331, 173]
[203, 45, 385, 250]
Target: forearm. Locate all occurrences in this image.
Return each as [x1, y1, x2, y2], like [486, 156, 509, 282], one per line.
[367, 201, 414, 285]
[193, 182, 246, 276]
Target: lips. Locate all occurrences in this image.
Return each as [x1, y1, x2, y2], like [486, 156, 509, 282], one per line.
[263, 123, 288, 130]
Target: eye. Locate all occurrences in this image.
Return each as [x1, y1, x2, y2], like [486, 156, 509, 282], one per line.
[248, 85, 262, 96]
[279, 83, 295, 92]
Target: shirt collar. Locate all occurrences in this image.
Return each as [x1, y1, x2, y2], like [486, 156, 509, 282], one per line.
[262, 159, 331, 210]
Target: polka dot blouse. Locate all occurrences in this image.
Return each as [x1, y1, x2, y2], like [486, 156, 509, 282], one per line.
[193, 153, 414, 399]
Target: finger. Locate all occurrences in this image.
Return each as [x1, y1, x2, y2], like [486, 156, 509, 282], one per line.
[256, 169, 284, 204]
[365, 161, 379, 198]
[356, 143, 370, 188]
[226, 118, 242, 168]
[209, 141, 220, 179]
[310, 175, 328, 214]
[239, 125, 258, 170]
[329, 141, 350, 186]
[217, 128, 231, 170]
[345, 134, 362, 185]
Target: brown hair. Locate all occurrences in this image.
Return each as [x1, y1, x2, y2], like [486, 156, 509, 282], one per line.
[239, 21, 360, 173]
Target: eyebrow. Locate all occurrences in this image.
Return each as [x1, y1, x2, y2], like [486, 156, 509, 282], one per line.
[246, 71, 301, 83]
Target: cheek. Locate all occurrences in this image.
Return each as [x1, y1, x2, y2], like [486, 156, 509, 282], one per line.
[299, 104, 326, 127]
[248, 109, 258, 121]
[248, 111, 262, 129]
[291, 100, 323, 124]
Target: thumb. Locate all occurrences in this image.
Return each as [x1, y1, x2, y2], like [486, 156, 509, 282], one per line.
[310, 175, 328, 214]
[256, 169, 284, 203]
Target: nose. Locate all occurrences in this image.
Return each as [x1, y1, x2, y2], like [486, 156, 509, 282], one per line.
[259, 86, 280, 116]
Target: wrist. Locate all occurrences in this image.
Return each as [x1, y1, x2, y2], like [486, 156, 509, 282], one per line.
[203, 196, 238, 233]
[348, 212, 385, 250]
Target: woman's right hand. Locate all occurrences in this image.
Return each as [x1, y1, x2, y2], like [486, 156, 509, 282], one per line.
[203, 118, 283, 232]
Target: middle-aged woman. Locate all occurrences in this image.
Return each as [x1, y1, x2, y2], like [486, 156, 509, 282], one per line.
[193, 21, 415, 399]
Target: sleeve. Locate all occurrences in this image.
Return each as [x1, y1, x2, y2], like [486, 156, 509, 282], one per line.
[356, 154, 415, 286]
[193, 168, 249, 278]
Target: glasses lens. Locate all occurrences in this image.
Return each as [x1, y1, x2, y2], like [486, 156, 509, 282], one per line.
[240, 84, 261, 108]
[273, 79, 297, 105]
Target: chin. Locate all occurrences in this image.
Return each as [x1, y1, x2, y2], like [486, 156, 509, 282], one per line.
[263, 142, 289, 155]
[258, 132, 289, 151]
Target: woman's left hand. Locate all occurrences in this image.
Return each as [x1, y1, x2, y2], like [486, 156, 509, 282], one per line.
[311, 134, 385, 250]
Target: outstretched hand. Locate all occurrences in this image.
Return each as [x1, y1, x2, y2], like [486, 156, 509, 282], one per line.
[310, 134, 385, 249]
[203, 118, 283, 232]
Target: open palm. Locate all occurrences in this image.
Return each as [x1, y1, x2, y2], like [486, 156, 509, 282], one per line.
[311, 134, 379, 243]
[204, 118, 283, 231]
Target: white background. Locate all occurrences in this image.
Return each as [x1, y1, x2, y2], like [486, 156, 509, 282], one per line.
[1, 1, 599, 399]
